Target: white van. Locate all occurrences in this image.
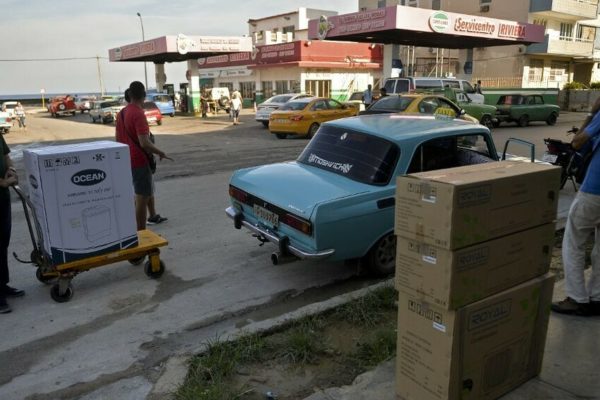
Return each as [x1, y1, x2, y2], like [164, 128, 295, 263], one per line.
[383, 77, 484, 104]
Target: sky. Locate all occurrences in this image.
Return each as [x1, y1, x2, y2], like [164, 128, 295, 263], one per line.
[0, 0, 357, 96]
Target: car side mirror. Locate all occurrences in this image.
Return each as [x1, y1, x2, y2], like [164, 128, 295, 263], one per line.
[460, 109, 466, 116]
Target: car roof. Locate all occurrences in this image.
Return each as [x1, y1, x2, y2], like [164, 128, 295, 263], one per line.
[324, 114, 487, 143]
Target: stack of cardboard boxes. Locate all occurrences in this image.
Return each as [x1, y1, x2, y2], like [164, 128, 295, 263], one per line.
[394, 161, 561, 400]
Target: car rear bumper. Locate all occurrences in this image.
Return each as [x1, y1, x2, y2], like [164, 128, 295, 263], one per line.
[225, 206, 334, 260]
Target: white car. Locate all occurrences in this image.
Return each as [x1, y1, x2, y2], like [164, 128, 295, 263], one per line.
[1, 101, 18, 119]
[89, 100, 124, 124]
[255, 93, 313, 127]
[0, 110, 11, 134]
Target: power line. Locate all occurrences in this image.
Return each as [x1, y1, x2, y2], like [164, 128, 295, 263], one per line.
[0, 56, 109, 62]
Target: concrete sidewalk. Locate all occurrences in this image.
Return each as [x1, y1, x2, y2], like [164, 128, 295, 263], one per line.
[304, 272, 600, 400]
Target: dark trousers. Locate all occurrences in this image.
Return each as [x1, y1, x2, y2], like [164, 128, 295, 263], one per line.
[0, 195, 11, 287]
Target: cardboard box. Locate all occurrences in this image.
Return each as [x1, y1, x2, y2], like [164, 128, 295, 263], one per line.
[395, 161, 560, 250]
[395, 223, 554, 309]
[396, 274, 554, 400]
[24, 141, 138, 264]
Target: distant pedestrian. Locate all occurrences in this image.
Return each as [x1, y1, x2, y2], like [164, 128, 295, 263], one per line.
[363, 84, 373, 107]
[1, 133, 24, 314]
[15, 103, 26, 129]
[475, 80, 483, 94]
[116, 82, 172, 230]
[231, 92, 242, 125]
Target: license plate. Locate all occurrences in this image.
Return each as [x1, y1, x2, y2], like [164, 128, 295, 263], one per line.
[542, 153, 558, 163]
[148, 117, 156, 122]
[253, 204, 279, 227]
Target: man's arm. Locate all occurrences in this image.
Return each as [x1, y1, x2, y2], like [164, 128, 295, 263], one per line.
[0, 154, 18, 187]
[138, 134, 172, 161]
[573, 106, 600, 150]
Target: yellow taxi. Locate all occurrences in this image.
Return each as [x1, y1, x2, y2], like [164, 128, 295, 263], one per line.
[269, 97, 358, 139]
[360, 94, 478, 124]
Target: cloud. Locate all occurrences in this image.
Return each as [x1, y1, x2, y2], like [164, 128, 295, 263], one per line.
[0, 0, 357, 95]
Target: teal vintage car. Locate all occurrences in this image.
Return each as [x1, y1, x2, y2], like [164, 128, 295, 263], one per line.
[495, 94, 560, 127]
[226, 115, 510, 276]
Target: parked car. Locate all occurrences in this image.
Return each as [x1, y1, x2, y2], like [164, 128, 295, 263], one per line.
[226, 115, 519, 275]
[89, 100, 124, 124]
[445, 89, 497, 129]
[1, 101, 18, 119]
[269, 97, 358, 139]
[146, 93, 175, 117]
[359, 94, 478, 124]
[143, 101, 163, 126]
[383, 77, 484, 104]
[0, 110, 11, 134]
[206, 87, 232, 114]
[495, 94, 560, 127]
[75, 96, 95, 113]
[346, 91, 368, 112]
[49, 96, 77, 117]
[256, 93, 312, 127]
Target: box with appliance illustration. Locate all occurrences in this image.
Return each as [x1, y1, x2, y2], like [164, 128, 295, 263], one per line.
[395, 223, 555, 309]
[395, 273, 554, 400]
[395, 161, 561, 250]
[23, 141, 138, 265]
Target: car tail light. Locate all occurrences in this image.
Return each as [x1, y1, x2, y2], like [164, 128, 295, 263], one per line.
[281, 213, 312, 235]
[229, 185, 249, 204]
[290, 115, 303, 121]
[6, 117, 10, 122]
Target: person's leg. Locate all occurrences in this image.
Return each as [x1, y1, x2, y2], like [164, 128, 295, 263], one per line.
[147, 195, 156, 218]
[586, 194, 600, 302]
[0, 196, 11, 288]
[135, 194, 149, 230]
[132, 166, 153, 231]
[562, 194, 597, 303]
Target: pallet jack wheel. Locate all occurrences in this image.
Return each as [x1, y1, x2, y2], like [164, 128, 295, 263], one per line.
[144, 258, 165, 279]
[36, 268, 56, 285]
[50, 282, 74, 303]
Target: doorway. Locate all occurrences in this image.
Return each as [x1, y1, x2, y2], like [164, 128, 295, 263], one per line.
[305, 80, 331, 97]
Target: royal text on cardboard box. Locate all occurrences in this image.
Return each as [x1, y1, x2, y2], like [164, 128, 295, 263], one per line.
[395, 223, 554, 309]
[24, 141, 138, 264]
[396, 274, 554, 400]
[395, 161, 560, 250]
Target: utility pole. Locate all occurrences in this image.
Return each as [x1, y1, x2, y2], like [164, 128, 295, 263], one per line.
[96, 55, 105, 97]
[137, 12, 149, 90]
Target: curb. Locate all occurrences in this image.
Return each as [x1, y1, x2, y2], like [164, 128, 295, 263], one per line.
[147, 279, 395, 399]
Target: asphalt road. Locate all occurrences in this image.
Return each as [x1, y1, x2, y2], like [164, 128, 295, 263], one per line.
[0, 109, 583, 399]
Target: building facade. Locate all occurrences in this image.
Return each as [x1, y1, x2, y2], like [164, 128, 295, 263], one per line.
[196, 8, 383, 104]
[359, 0, 600, 88]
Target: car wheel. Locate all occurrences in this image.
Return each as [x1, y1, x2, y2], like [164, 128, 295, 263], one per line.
[493, 120, 500, 128]
[480, 115, 493, 129]
[361, 233, 396, 277]
[308, 123, 319, 139]
[518, 115, 529, 127]
[261, 121, 269, 128]
[157, 119, 162, 126]
[546, 112, 558, 126]
[90, 115, 95, 123]
[170, 113, 174, 117]
[275, 133, 287, 139]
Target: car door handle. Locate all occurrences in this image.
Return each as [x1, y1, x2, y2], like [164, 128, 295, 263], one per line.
[377, 198, 395, 209]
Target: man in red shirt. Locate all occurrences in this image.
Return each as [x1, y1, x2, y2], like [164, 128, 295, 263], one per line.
[116, 81, 171, 230]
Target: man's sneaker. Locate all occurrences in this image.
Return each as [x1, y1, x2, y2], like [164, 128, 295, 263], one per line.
[551, 297, 591, 316]
[0, 298, 11, 314]
[590, 300, 600, 316]
[147, 214, 168, 225]
[1, 285, 25, 298]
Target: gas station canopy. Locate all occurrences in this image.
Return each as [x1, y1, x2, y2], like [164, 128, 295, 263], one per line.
[108, 35, 253, 63]
[308, 6, 545, 48]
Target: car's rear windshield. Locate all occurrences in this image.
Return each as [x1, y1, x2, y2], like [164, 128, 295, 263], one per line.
[349, 92, 363, 101]
[384, 79, 410, 94]
[368, 96, 413, 112]
[152, 95, 172, 103]
[498, 95, 523, 105]
[143, 102, 158, 110]
[266, 95, 293, 103]
[297, 125, 400, 185]
[103, 101, 121, 108]
[279, 101, 309, 111]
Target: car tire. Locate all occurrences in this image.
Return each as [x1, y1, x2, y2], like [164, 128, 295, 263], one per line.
[308, 123, 319, 139]
[170, 113, 174, 117]
[493, 120, 500, 128]
[157, 119, 162, 126]
[518, 115, 529, 127]
[361, 233, 396, 277]
[546, 112, 558, 126]
[275, 133, 287, 139]
[261, 121, 269, 128]
[480, 115, 493, 129]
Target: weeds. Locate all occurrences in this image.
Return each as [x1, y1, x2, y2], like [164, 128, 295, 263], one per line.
[332, 285, 397, 327]
[276, 314, 327, 364]
[347, 327, 397, 369]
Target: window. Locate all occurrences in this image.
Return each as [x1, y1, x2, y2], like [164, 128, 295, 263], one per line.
[275, 80, 288, 94]
[283, 25, 295, 39]
[432, 0, 441, 10]
[262, 81, 274, 98]
[221, 82, 234, 93]
[368, 96, 414, 112]
[442, 80, 461, 89]
[327, 99, 343, 110]
[480, 0, 492, 4]
[290, 80, 301, 93]
[256, 31, 264, 40]
[576, 25, 595, 42]
[462, 81, 475, 93]
[560, 23, 574, 40]
[297, 125, 401, 185]
[311, 100, 328, 111]
[415, 79, 443, 89]
[239, 81, 255, 99]
[549, 61, 569, 81]
[528, 59, 544, 82]
[305, 80, 331, 97]
[378, 0, 386, 8]
[534, 96, 545, 105]
[407, 0, 418, 6]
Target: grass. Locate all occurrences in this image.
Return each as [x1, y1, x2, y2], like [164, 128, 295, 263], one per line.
[174, 285, 398, 400]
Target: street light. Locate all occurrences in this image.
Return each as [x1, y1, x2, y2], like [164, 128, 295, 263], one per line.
[136, 12, 148, 90]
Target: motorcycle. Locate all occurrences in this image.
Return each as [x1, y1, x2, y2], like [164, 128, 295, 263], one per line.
[543, 127, 586, 190]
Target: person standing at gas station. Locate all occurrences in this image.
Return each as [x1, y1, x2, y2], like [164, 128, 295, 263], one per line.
[116, 81, 172, 231]
[363, 84, 373, 108]
[0, 134, 24, 314]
